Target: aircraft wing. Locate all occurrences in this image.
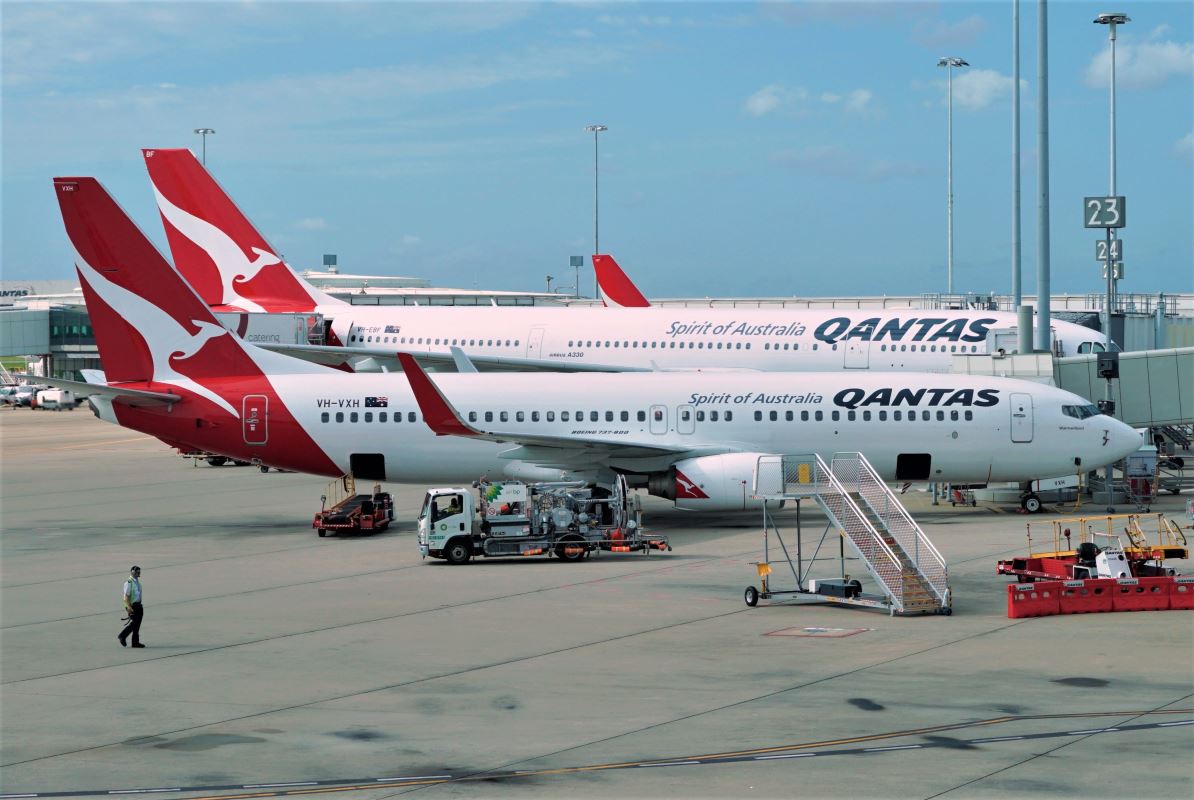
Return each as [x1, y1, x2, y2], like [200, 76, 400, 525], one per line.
[397, 354, 724, 465]
[40, 377, 181, 407]
[260, 342, 652, 373]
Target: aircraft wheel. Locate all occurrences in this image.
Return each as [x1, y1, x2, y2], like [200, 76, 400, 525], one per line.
[444, 539, 472, 565]
[744, 586, 760, 607]
[206, 456, 228, 467]
[1021, 493, 1043, 514]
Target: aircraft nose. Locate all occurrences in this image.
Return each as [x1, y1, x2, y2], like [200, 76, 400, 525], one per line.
[1105, 418, 1144, 461]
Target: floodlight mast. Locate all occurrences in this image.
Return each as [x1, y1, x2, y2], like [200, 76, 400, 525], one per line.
[193, 128, 216, 165]
[937, 57, 968, 296]
[585, 124, 608, 298]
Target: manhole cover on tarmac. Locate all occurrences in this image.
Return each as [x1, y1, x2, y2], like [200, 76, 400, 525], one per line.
[765, 626, 872, 638]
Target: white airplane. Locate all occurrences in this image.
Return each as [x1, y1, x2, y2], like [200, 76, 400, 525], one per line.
[142, 148, 1106, 374]
[51, 177, 1141, 511]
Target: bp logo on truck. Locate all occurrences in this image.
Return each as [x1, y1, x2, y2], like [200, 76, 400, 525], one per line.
[440, 523, 448, 531]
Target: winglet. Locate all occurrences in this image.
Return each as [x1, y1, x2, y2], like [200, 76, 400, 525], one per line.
[397, 354, 479, 436]
[449, 346, 479, 373]
[593, 254, 650, 308]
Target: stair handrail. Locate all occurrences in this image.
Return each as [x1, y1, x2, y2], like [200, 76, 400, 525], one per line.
[830, 452, 949, 604]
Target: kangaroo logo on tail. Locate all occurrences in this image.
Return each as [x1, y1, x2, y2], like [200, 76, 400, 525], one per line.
[71, 247, 239, 417]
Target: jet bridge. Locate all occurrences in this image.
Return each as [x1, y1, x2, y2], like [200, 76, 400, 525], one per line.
[1054, 346, 1194, 428]
[746, 453, 950, 616]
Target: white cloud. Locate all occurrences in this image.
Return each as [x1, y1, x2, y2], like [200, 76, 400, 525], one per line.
[1175, 131, 1194, 162]
[744, 84, 807, 117]
[401, 234, 421, 246]
[950, 69, 1016, 110]
[1084, 38, 1194, 90]
[913, 15, 987, 48]
[295, 218, 329, 231]
[844, 88, 873, 111]
[821, 92, 841, 103]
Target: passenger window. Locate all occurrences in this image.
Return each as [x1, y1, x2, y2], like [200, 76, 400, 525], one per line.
[654, 409, 663, 421]
[847, 410, 856, 421]
[562, 411, 570, 421]
[531, 411, 539, 422]
[922, 410, 931, 420]
[862, 410, 871, 421]
[725, 411, 733, 421]
[589, 411, 598, 422]
[831, 411, 840, 422]
[469, 411, 477, 422]
[754, 411, 763, 421]
[894, 410, 902, 421]
[605, 411, 613, 422]
[696, 410, 705, 422]
[785, 411, 793, 421]
[950, 410, 959, 421]
[547, 411, 555, 422]
[321, 412, 329, 423]
[380, 412, 388, 422]
[335, 412, 344, 422]
[769, 410, 778, 422]
[814, 410, 822, 421]
[408, 412, 416, 422]
[965, 410, 973, 421]
[637, 411, 646, 422]
[364, 412, 373, 422]
[801, 410, 809, 421]
[500, 411, 509, 422]
[680, 409, 691, 422]
[485, 411, 494, 422]
[620, 411, 629, 422]
[350, 412, 359, 423]
[936, 410, 945, 421]
[516, 411, 524, 422]
[878, 410, 887, 421]
[711, 410, 719, 422]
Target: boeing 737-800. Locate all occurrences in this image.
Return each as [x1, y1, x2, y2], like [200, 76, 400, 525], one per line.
[142, 149, 1106, 375]
[51, 177, 1141, 511]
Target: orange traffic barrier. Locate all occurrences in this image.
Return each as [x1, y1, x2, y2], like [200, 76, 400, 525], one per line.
[609, 545, 631, 552]
[1111, 577, 1170, 612]
[1171, 576, 1194, 610]
[1058, 579, 1114, 614]
[1007, 582, 1061, 618]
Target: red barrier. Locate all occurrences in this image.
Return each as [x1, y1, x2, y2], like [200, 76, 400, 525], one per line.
[1058, 579, 1114, 614]
[1007, 582, 1061, 618]
[1111, 577, 1170, 612]
[1170, 576, 1194, 610]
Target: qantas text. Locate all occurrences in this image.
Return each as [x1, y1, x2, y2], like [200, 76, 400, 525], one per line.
[833, 388, 1000, 410]
[814, 316, 996, 345]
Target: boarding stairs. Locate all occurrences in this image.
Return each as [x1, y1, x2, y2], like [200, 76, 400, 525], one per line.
[755, 452, 950, 615]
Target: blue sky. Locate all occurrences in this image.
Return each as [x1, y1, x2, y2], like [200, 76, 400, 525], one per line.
[3, 1, 1191, 298]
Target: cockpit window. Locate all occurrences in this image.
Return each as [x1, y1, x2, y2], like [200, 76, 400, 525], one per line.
[1062, 404, 1101, 419]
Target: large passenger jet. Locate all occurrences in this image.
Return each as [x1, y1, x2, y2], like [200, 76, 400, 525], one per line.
[141, 149, 1104, 374]
[50, 177, 1140, 510]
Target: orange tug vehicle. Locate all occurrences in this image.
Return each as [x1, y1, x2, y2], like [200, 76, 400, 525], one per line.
[1000, 513, 1191, 618]
[313, 475, 394, 537]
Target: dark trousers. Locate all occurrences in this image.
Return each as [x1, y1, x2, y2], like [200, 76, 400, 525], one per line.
[119, 602, 143, 645]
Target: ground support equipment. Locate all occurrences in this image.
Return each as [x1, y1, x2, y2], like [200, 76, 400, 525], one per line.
[313, 474, 394, 537]
[743, 453, 951, 617]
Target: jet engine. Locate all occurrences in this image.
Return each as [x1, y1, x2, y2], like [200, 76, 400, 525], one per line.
[646, 453, 777, 511]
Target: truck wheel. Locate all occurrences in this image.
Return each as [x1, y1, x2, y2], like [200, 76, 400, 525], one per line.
[444, 539, 472, 565]
[744, 586, 760, 607]
[1021, 493, 1043, 514]
[555, 535, 586, 562]
[317, 529, 326, 538]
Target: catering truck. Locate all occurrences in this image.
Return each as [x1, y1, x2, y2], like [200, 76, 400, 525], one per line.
[417, 477, 669, 564]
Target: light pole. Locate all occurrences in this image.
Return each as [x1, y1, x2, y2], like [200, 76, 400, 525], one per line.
[1095, 11, 1129, 512]
[585, 124, 607, 298]
[193, 128, 216, 165]
[937, 57, 968, 297]
[1094, 12, 1129, 336]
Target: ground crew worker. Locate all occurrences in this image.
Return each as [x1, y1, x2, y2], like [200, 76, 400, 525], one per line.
[118, 566, 145, 648]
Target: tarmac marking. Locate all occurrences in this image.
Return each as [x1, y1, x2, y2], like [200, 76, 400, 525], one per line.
[13, 711, 1191, 799]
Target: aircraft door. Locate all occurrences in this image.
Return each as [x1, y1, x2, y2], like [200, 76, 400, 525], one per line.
[677, 404, 696, 435]
[242, 395, 268, 445]
[649, 404, 667, 435]
[843, 338, 870, 369]
[526, 327, 545, 360]
[1010, 392, 1033, 443]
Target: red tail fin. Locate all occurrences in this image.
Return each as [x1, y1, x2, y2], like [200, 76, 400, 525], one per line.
[142, 148, 339, 312]
[593, 254, 650, 308]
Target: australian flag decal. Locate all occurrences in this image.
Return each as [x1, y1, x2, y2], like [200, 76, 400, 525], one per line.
[365, 396, 389, 407]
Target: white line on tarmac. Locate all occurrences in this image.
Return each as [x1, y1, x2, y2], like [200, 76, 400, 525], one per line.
[242, 783, 318, 789]
[755, 753, 818, 760]
[1159, 720, 1194, 727]
[972, 736, 1024, 742]
[639, 761, 700, 767]
[375, 775, 451, 782]
[864, 745, 922, 752]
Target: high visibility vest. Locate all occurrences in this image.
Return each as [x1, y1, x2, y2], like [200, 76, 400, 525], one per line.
[124, 578, 142, 604]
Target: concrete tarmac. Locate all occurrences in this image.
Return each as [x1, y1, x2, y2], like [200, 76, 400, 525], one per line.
[2, 408, 1191, 799]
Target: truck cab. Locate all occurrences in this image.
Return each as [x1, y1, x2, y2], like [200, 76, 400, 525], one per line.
[417, 488, 475, 562]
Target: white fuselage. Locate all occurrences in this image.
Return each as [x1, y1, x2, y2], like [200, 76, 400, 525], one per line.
[265, 371, 1139, 485]
[327, 305, 1101, 372]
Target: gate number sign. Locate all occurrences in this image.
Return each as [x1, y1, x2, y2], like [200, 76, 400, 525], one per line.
[1095, 238, 1122, 262]
[1083, 196, 1126, 228]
